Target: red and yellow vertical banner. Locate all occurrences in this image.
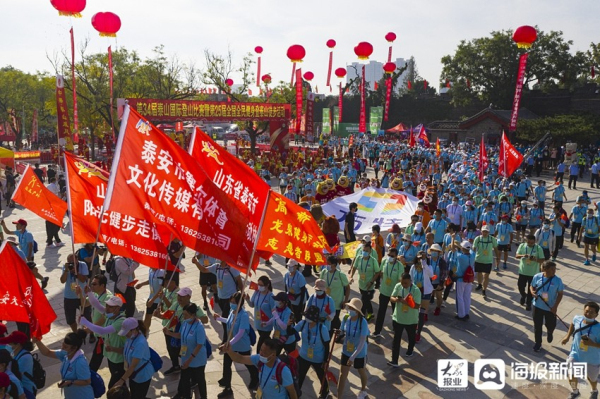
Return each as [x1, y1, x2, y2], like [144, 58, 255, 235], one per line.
[384, 77, 392, 121]
[295, 68, 303, 134]
[359, 65, 366, 133]
[56, 75, 74, 151]
[338, 83, 343, 122]
[70, 28, 78, 135]
[436, 138, 441, 157]
[510, 53, 529, 132]
[478, 135, 488, 181]
[305, 92, 314, 139]
[31, 109, 38, 143]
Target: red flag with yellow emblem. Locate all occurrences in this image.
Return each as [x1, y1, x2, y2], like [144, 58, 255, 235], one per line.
[256, 191, 332, 266]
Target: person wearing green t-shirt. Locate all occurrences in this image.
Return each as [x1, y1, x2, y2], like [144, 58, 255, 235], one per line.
[373, 247, 402, 338]
[80, 294, 126, 388]
[87, 274, 112, 372]
[349, 241, 381, 321]
[516, 235, 544, 311]
[320, 256, 349, 335]
[472, 226, 499, 298]
[388, 273, 422, 367]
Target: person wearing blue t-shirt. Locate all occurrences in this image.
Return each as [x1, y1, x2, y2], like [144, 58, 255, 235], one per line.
[569, 199, 588, 247]
[337, 298, 369, 399]
[247, 276, 275, 354]
[534, 180, 547, 210]
[530, 261, 564, 352]
[221, 338, 297, 399]
[214, 292, 259, 397]
[32, 330, 94, 399]
[113, 318, 155, 398]
[561, 302, 600, 399]
[578, 210, 599, 266]
[426, 210, 448, 245]
[549, 204, 567, 261]
[495, 215, 514, 271]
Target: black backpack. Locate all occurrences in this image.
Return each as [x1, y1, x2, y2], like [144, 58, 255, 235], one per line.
[105, 257, 118, 282]
[16, 351, 46, 390]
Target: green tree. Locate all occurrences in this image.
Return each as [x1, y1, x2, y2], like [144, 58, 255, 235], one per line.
[517, 114, 600, 144]
[441, 28, 588, 108]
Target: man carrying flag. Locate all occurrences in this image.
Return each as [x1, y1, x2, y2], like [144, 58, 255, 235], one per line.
[479, 136, 489, 182]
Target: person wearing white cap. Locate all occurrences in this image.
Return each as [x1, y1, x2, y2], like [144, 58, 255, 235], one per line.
[454, 240, 475, 320]
[112, 318, 154, 398]
[337, 298, 369, 399]
[462, 200, 477, 230]
[472, 225, 499, 298]
[411, 222, 426, 246]
[284, 260, 308, 323]
[398, 233, 418, 271]
[80, 294, 127, 388]
[514, 201, 530, 242]
[305, 279, 336, 331]
[427, 244, 448, 316]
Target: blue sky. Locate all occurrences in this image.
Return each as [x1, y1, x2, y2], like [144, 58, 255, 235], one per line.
[2, 0, 598, 91]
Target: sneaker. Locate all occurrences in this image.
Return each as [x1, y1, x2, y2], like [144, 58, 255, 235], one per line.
[365, 313, 374, 322]
[502, 262, 507, 270]
[55, 242, 65, 247]
[41, 277, 49, 290]
[434, 307, 441, 316]
[520, 296, 525, 306]
[475, 284, 482, 291]
[357, 390, 368, 399]
[533, 342, 542, 352]
[552, 257, 557, 261]
[494, 266, 500, 272]
[482, 290, 487, 297]
[387, 361, 400, 368]
[371, 332, 382, 338]
[404, 351, 414, 357]
[526, 304, 532, 311]
[441, 301, 447, 308]
[203, 303, 208, 311]
[547, 332, 553, 343]
[217, 388, 233, 398]
[584, 260, 591, 266]
[589, 390, 597, 399]
[464, 314, 470, 320]
[594, 254, 597, 262]
[46, 243, 54, 248]
[415, 333, 421, 343]
[568, 390, 581, 399]
[163, 366, 181, 376]
[248, 380, 259, 391]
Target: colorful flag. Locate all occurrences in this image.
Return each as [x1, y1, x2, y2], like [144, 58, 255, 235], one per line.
[64, 152, 173, 269]
[0, 242, 57, 339]
[436, 138, 441, 157]
[55, 75, 74, 151]
[498, 131, 523, 178]
[417, 125, 430, 147]
[479, 135, 489, 181]
[408, 126, 415, 148]
[256, 191, 332, 266]
[11, 165, 67, 226]
[104, 106, 253, 271]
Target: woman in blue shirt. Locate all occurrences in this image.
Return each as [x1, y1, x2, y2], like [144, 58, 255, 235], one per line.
[32, 330, 94, 399]
[112, 318, 154, 398]
[284, 261, 307, 323]
[265, 292, 297, 355]
[0, 332, 35, 399]
[214, 292, 259, 398]
[246, 276, 275, 353]
[337, 299, 369, 399]
[293, 305, 331, 399]
[166, 304, 208, 399]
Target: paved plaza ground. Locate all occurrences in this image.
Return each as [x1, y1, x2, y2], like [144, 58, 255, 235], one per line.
[4, 168, 600, 399]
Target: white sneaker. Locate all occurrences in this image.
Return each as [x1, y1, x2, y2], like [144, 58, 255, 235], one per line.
[55, 242, 65, 247]
[357, 390, 368, 399]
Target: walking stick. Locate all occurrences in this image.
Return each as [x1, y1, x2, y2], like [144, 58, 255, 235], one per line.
[536, 294, 569, 329]
[320, 329, 339, 395]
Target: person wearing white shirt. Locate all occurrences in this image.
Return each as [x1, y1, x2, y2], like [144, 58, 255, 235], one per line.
[446, 198, 463, 226]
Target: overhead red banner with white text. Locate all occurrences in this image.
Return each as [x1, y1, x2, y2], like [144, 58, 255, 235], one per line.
[509, 53, 529, 131]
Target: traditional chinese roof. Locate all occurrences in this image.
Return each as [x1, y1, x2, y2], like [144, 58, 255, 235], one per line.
[458, 108, 538, 129]
[427, 120, 463, 130]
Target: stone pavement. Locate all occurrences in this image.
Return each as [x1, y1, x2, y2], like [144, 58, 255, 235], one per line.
[3, 169, 600, 399]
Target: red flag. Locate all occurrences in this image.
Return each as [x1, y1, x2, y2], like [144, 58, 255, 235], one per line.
[417, 125, 430, 147]
[209, 297, 215, 310]
[64, 152, 173, 270]
[327, 370, 338, 384]
[374, 82, 379, 91]
[249, 281, 259, 291]
[408, 126, 415, 148]
[325, 302, 331, 315]
[256, 191, 332, 266]
[423, 80, 428, 90]
[407, 80, 412, 90]
[498, 131, 523, 178]
[436, 138, 441, 157]
[479, 135, 489, 181]
[104, 106, 254, 272]
[446, 79, 451, 88]
[11, 165, 67, 226]
[0, 242, 57, 339]
[260, 309, 270, 322]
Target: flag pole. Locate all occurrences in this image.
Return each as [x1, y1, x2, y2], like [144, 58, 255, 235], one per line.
[223, 189, 272, 345]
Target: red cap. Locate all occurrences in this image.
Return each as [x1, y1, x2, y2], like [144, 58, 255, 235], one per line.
[11, 219, 27, 227]
[0, 331, 28, 345]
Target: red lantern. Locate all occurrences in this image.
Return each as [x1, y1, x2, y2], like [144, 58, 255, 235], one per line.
[513, 26, 537, 49]
[50, 0, 86, 17]
[255, 46, 263, 54]
[385, 32, 397, 43]
[303, 71, 314, 81]
[91, 12, 121, 37]
[225, 79, 234, 87]
[287, 45, 306, 63]
[383, 62, 396, 74]
[261, 74, 272, 84]
[326, 39, 336, 49]
[354, 42, 373, 60]
[335, 68, 346, 78]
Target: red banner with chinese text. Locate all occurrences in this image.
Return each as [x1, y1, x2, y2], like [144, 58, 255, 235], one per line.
[295, 69, 303, 134]
[123, 99, 291, 122]
[256, 191, 332, 266]
[56, 75, 74, 151]
[189, 127, 271, 262]
[31, 109, 38, 143]
[359, 66, 366, 133]
[327, 51, 333, 88]
[384, 77, 392, 121]
[104, 107, 253, 271]
[64, 152, 174, 269]
[338, 83, 343, 122]
[305, 92, 314, 138]
[509, 53, 529, 132]
[11, 165, 67, 226]
[0, 242, 57, 339]
[70, 28, 78, 135]
[498, 131, 523, 178]
[479, 135, 489, 181]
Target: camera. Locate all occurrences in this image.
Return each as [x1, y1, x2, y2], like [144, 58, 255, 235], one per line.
[66, 262, 74, 270]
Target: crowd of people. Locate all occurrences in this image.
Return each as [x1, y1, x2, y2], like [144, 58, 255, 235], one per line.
[0, 134, 600, 399]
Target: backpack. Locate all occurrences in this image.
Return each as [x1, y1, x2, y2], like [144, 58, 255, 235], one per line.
[148, 347, 163, 372]
[90, 370, 106, 398]
[205, 337, 213, 359]
[248, 326, 257, 346]
[258, 356, 300, 397]
[105, 257, 118, 282]
[462, 265, 475, 283]
[297, 320, 329, 347]
[16, 351, 45, 390]
[33, 240, 38, 254]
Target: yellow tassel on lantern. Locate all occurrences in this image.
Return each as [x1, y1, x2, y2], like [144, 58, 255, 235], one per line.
[516, 42, 533, 49]
[99, 32, 117, 37]
[357, 56, 369, 60]
[58, 11, 83, 17]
